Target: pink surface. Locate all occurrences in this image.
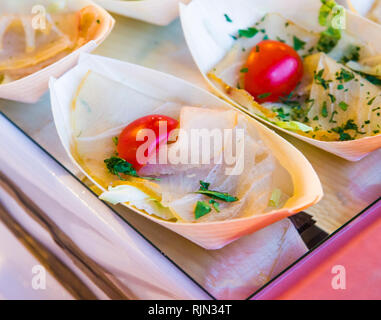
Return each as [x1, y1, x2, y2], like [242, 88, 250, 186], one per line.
[253, 200, 381, 300]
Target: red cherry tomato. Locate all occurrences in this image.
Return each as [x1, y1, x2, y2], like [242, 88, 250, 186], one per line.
[244, 40, 304, 103]
[117, 115, 179, 171]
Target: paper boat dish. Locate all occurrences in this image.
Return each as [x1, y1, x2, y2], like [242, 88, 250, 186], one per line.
[179, 0, 381, 161]
[93, 0, 191, 26]
[0, 0, 114, 103]
[50, 53, 322, 250]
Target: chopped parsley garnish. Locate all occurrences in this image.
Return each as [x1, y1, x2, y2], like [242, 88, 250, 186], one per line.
[336, 68, 355, 83]
[112, 136, 119, 146]
[195, 201, 211, 219]
[329, 110, 338, 123]
[276, 36, 285, 43]
[368, 96, 376, 105]
[224, 14, 232, 22]
[238, 27, 259, 38]
[317, 26, 341, 53]
[104, 156, 159, 181]
[281, 99, 301, 108]
[339, 45, 360, 64]
[328, 93, 336, 103]
[331, 119, 365, 141]
[338, 101, 348, 111]
[331, 128, 352, 141]
[321, 101, 328, 117]
[362, 74, 381, 86]
[337, 84, 344, 90]
[200, 181, 210, 191]
[343, 120, 358, 131]
[314, 69, 330, 89]
[274, 107, 290, 120]
[263, 34, 269, 40]
[240, 67, 249, 73]
[194, 182, 234, 218]
[293, 36, 306, 51]
[258, 92, 272, 99]
[195, 181, 238, 202]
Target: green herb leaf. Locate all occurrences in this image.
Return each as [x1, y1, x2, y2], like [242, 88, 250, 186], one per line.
[104, 156, 159, 181]
[240, 67, 249, 73]
[273, 107, 290, 120]
[200, 181, 210, 191]
[238, 27, 259, 38]
[195, 201, 212, 219]
[314, 69, 330, 89]
[112, 136, 119, 146]
[321, 101, 328, 117]
[224, 14, 232, 22]
[329, 110, 338, 123]
[293, 36, 306, 51]
[338, 101, 348, 111]
[343, 119, 365, 134]
[258, 92, 272, 99]
[363, 74, 381, 86]
[276, 36, 285, 43]
[196, 190, 238, 202]
[328, 93, 336, 103]
[368, 96, 376, 105]
[209, 200, 220, 213]
[336, 68, 355, 83]
[331, 119, 365, 141]
[339, 45, 360, 64]
[317, 26, 341, 53]
[195, 181, 238, 202]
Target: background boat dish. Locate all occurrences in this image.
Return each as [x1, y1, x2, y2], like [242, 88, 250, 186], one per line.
[49, 53, 323, 250]
[347, 0, 381, 25]
[180, 0, 381, 161]
[346, 0, 376, 18]
[0, 0, 114, 103]
[93, 0, 191, 26]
